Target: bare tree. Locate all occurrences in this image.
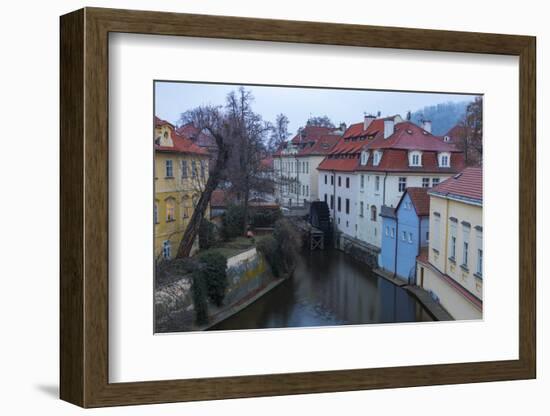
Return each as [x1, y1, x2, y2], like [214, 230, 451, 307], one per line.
[224, 88, 272, 234]
[268, 113, 290, 152]
[456, 97, 483, 166]
[175, 105, 230, 258]
[306, 115, 335, 128]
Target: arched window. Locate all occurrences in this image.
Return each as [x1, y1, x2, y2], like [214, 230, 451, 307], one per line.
[370, 205, 377, 221]
[165, 198, 175, 222]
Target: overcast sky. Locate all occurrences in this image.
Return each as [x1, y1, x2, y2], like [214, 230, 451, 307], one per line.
[155, 81, 479, 134]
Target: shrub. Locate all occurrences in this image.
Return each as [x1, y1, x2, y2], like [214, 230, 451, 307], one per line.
[251, 208, 282, 228]
[257, 218, 301, 277]
[273, 218, 301, 273]
[256, 235, 281, 277]
[221, 204, 245, 240]
[155, 256, 198, 287]
[198, 251, 228, 307]
[191, 270, 209, 325]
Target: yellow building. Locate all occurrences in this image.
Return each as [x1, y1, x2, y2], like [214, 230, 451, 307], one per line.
[416, 167, 483, 320]
[154, 117, 210, 260]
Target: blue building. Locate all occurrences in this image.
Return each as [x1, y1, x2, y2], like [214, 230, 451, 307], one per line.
[379, 188, 430, 284]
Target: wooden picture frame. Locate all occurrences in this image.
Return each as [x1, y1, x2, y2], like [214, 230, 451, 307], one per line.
[60, 7, 536, 408]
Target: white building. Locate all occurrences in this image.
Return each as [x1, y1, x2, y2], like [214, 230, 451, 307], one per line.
[318, 115, 466, 258]
[273, 125, 343, 207]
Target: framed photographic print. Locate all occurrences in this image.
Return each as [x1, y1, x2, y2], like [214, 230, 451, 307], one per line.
[60, 7, 536, 408]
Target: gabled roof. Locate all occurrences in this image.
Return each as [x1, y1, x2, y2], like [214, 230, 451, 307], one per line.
[154, 117, 208, 156]
[367, 121, 459, 152]
[397, 187, 430, 217]
[429, 167, 483, 205]
[154, 116, 175, 129]
[356, 149, 465, 173]
[317, 117, 464, 173]
[290, 125, 337, 144]
[297, 134, 341, 156]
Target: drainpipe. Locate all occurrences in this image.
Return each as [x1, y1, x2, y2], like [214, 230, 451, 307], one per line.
[393, 218, 398, 277]
[382, 172, 388, 205]
[332, 169, 337, 247]
[416, 216, 422, 285]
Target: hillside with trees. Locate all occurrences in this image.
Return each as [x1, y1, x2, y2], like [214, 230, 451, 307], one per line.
[410, 101, 469, 135]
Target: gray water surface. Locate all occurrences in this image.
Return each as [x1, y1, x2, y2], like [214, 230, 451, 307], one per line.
[210, 249, 432, 331]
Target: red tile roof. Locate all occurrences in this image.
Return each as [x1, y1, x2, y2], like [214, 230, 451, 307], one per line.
[401, 187, 430, 217]
[342, 117, 390, 140]
[177, 123, 217, 149]
[316, 155, 359, 172]
[290, 125, 336, 145]
[210, 189, 227, 207]
[429, 167, 483, 204]
[368, 121, 458, 152]
[358, 149, 465, 173]
[297, 134, 341, 156]
[260, 156, 274, 170]
[317, 118, 464, 173]
[154, 116, 175, 129]
[154, 117, 208, 156]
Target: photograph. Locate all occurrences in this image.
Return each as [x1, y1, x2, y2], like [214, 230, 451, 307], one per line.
[153, 82, 483, 333]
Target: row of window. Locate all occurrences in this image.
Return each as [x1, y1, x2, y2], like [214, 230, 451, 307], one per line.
[324, 174, 440, 193]
[432, 215, 483, 277]
[154, 197, 198, 224]
[276, 159, 310, 174]
[384, 226, 430, 245]
[359, 150, 451, 168]
[163, 159, 206, 179]
[324, 194, 378, 221]
[449, 236, 483, 276]
[282, 182, 310, 197]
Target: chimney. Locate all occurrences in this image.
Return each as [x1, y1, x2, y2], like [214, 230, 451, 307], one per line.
[363, 114, 375, 131]
[384, 118, 395, 139]
[422, 119, 432, 133]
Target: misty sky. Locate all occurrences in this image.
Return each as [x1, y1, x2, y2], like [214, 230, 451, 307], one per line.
[155, 81, 479, 134]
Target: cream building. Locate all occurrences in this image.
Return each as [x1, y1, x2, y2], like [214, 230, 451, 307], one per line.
[416, 167, 483, 320]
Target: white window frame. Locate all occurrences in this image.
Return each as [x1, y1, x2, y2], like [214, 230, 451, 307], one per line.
[165, 159, 173, 177]
[373, 151, 382, 166]
[398, 177, 407, 192]
[438, 152, 451, 168]
[409, 151, 423, 167]
[422, 177, 430, 188]
[360, 150, 369, 166]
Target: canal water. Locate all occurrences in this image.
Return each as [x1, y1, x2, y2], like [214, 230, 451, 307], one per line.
[210, 249, 432, 331]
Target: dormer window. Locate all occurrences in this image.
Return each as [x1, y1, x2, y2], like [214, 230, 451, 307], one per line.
[373, 150, 383, 166]
[443, 135, 450, 142]
[438, 152, 451, 168]
[360, 150, 369, 166]
[409, 151, 423, 167]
